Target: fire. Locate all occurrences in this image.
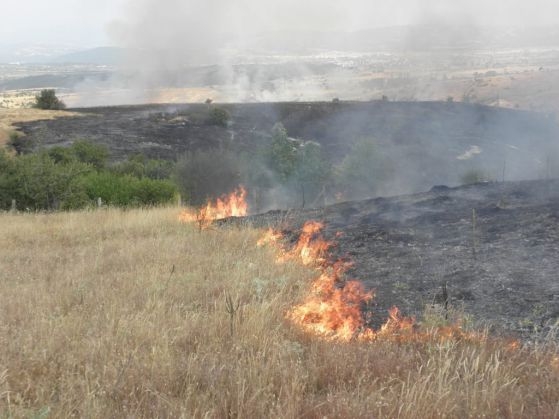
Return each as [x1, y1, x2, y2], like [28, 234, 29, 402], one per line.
[256, 228, 283, 247]
[288, 261, 374, 340]
[290, 221, 332, 265]
[179, 187, 248, 228]
[260, 220, 484, 343]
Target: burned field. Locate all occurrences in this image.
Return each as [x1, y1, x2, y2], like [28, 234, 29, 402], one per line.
[14, 101, 559, 194]
[237, 179, 559, 340]
[10, 100, 559, 339]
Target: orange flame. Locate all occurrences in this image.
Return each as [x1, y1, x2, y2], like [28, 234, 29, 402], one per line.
[288, 261, 374, 340]
[179, 187, 248, 228]
[257, 228, 284, 247]
[291, 221, 332, 265]
[260, 220, 484, 343]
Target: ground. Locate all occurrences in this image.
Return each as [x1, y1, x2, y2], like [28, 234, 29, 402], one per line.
[0, 108, 79, 148]
[237, 179, 559, 340]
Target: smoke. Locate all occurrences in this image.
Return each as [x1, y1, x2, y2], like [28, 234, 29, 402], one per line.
[63, 0, 559, 203]
[58, 0, 559, 106]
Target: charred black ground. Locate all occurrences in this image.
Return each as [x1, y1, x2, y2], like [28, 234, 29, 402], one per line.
[14, 101, 559, 195]
[235, 179, 559, 340]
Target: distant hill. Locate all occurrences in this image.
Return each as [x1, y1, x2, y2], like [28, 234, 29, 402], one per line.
[49, 47, 126, 65]
[252, 24, 559, 53]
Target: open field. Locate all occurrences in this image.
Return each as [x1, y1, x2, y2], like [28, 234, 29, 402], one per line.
[0, 207, 558, 418]
[2, 45, 559, 115]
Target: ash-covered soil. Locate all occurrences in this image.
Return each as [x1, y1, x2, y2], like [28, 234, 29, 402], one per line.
[14, 101, 559, 194]
[238, 179, 559, 340]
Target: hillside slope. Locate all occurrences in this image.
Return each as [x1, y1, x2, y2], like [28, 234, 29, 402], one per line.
[15, 101, 559, 196]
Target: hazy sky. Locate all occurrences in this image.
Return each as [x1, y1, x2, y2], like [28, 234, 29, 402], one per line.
[1, 0, 558, 46]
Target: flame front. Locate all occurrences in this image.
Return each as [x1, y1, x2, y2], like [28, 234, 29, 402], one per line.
[179, 187, 248, 228]
[261, 221, 484, 343]
[288, 261, 374, 340]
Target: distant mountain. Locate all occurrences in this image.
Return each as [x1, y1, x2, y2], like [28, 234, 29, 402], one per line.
[249, 25, 559, 53]
[49, 47, 126, 65]
[0, 43, 81, 64]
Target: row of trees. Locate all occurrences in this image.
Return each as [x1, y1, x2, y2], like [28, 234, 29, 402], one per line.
[175, 123, 391, 211]
[1, 122, 392, 212]
[0, 141, 176, 211]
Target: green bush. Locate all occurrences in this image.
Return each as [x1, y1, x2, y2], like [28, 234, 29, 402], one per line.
[336, 138, 393, 199]
[268, 123, 297, 182]
[0, 151, 92, 210]
[0, 148, 175, 211]
[461, 169, 493, 185]
[81, 172, 176, 207]
[292, 141, 332, 208]
[48, 141, 109, 170]
[70, 140, 109, 170]
[34, 89, 66, 110]
[207, 107, 230, 127]
[111, 154, 174, 180]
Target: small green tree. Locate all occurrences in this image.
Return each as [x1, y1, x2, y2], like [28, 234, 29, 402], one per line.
[207, 107, 230, 127]
[34, 89, 66, 110]
[293, 142, 331, 208]
[337, 138, 392, 199]
[268, 123, 297, 182]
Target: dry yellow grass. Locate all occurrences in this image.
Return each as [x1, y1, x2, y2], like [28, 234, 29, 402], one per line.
[0, 108, 79, 147]
[0, 207, 558, 418]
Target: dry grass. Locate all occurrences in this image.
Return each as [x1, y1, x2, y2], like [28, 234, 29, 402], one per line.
[0, 108, 79, 147]
[0, 207, 557, 418]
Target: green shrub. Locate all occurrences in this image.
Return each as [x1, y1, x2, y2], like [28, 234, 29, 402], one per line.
[130, 177, 177, 205]
[47, 146, 75, 164]
[0, 148, 176, 210]
[268, 123, 297, 182]
[82, 172, 176, 207]
[0, 152, 92, 210]
[47, 140, 109, 170]
[34, 89, 66, 110]
[292, 141, 332, 208]
[70, 140, 109, 170]
[111, 154, 174, 180]
[461, 169, 493, 185]
[336, 138, 393, 199]
[207, 107, 230, 127]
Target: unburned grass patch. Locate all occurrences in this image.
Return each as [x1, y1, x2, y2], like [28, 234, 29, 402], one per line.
[0, 208, 557, 418]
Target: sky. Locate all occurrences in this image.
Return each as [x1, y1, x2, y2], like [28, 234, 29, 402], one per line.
[1, 0, 558, 47]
